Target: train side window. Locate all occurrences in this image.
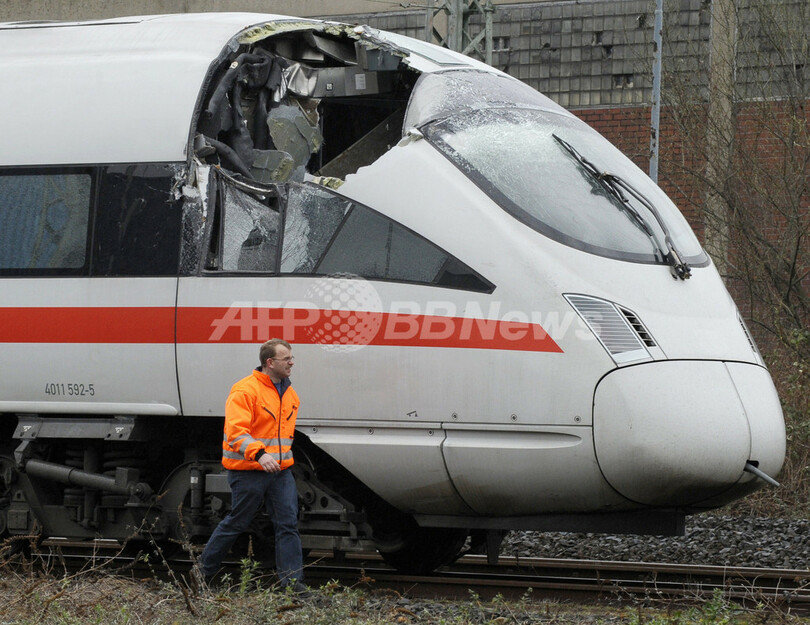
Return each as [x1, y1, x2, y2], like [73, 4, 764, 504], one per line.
[221, 184, 280, 273]
[316, 204, 453, 281]
[93, 164, 182, 276]
[289, 187, 493, 292]
[0, 171, 91, 274]
[281, 184, 351, 273]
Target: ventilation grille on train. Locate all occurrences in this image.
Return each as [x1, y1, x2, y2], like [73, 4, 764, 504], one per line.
[738, 313, 764, 364]
[618, 307, 657, 348]
[565, 294, 655, 364]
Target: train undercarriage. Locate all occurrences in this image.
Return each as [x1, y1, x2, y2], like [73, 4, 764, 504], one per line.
[0, 414, 474, 573]
[1, 414, 687, 574]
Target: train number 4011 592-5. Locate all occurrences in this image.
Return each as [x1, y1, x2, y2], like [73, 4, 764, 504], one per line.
[44, 383, 96, 397]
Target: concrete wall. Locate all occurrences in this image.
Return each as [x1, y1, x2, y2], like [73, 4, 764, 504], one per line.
[3, 0, 801, 109]
[336, 1, 671, 109]
[0, 0, 547, 22]
[0, 1, 375, 21]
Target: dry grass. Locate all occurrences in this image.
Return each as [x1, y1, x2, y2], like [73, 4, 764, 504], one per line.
[0, 547, 808, 625]
[0, 548, 556, 625]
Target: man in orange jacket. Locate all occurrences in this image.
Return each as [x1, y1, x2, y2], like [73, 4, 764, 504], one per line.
[200, 338, 305, 592]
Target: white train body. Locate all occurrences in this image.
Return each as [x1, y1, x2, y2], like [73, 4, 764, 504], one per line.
[0, 13, 785, 569]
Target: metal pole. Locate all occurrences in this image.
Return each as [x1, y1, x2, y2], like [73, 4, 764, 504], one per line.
[485, 0, 494, 66]
[649, 0, 663, 182]
[425, 0, 433, 43]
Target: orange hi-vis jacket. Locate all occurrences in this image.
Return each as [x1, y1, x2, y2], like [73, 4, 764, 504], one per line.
[221, 368, 300, 472]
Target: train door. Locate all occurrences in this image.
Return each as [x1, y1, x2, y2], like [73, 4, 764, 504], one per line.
[0, 164, 183, 419]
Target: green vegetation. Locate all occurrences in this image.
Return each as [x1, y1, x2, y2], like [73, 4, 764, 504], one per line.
[0, 553, 807, 625]
[628, 590, 786, 625]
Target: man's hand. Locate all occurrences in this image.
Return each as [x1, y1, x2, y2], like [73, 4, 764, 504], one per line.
[257, 454, 281, 473]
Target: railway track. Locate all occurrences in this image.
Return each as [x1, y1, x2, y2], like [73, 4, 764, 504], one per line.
[303, 552, 810, 611]
[15, 540, 810, 613]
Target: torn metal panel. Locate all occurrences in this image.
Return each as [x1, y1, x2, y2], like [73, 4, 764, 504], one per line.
[267, 103, 322, 167]
[371, 30, 471, 71]
[305, 31, 358, 65]
[355, 43, 401, 71]
[283, 63, 318, 97]
[196, 21, 416, 188]
[318, 108, 404, 179]
[250, 149, 295, 183]
[238, 21, 386, 50]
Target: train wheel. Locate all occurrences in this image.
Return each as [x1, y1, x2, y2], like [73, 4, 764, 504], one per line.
[376, 523, 468, 574]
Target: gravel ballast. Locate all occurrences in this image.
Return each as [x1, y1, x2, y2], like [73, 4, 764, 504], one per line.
[500, 514, 810, 570]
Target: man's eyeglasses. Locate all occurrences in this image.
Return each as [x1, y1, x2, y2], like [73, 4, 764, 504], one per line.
[271, 357, 295, 363]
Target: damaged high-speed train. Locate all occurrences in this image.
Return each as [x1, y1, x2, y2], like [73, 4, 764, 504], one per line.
[0, 13, 785, 573]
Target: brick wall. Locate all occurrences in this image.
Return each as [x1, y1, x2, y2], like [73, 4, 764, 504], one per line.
[334, 1, 808, 311]
[572, 105, 708, 232]
[575, 100, 809, 240]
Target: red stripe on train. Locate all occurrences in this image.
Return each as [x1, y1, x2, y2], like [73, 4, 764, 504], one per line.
[0, 307, 175, 343]
[178, 307, 562, 352]
[0, 307, 562, 353]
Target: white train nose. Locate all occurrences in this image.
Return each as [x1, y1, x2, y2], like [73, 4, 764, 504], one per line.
[593, 360, 785, 507]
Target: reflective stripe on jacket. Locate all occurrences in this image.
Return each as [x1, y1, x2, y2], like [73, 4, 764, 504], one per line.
[221, 369, 299, 471]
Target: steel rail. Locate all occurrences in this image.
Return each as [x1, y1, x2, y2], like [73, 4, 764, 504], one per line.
[21, 541, 810, 612]
[300, 552, 810, 609]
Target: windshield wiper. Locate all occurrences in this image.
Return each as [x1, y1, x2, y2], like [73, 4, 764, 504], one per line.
[604, 169, 691, 280]
[553, 134, 691, 280]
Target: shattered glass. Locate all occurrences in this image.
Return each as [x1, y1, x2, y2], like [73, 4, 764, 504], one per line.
[0, 173, 90, 270]
[425, 108, 706, 265]
[179, 165, 210, 276]
[404, 70, 562, 130]
[221, 184, 280, 272]
[281, 183, 349, 273]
